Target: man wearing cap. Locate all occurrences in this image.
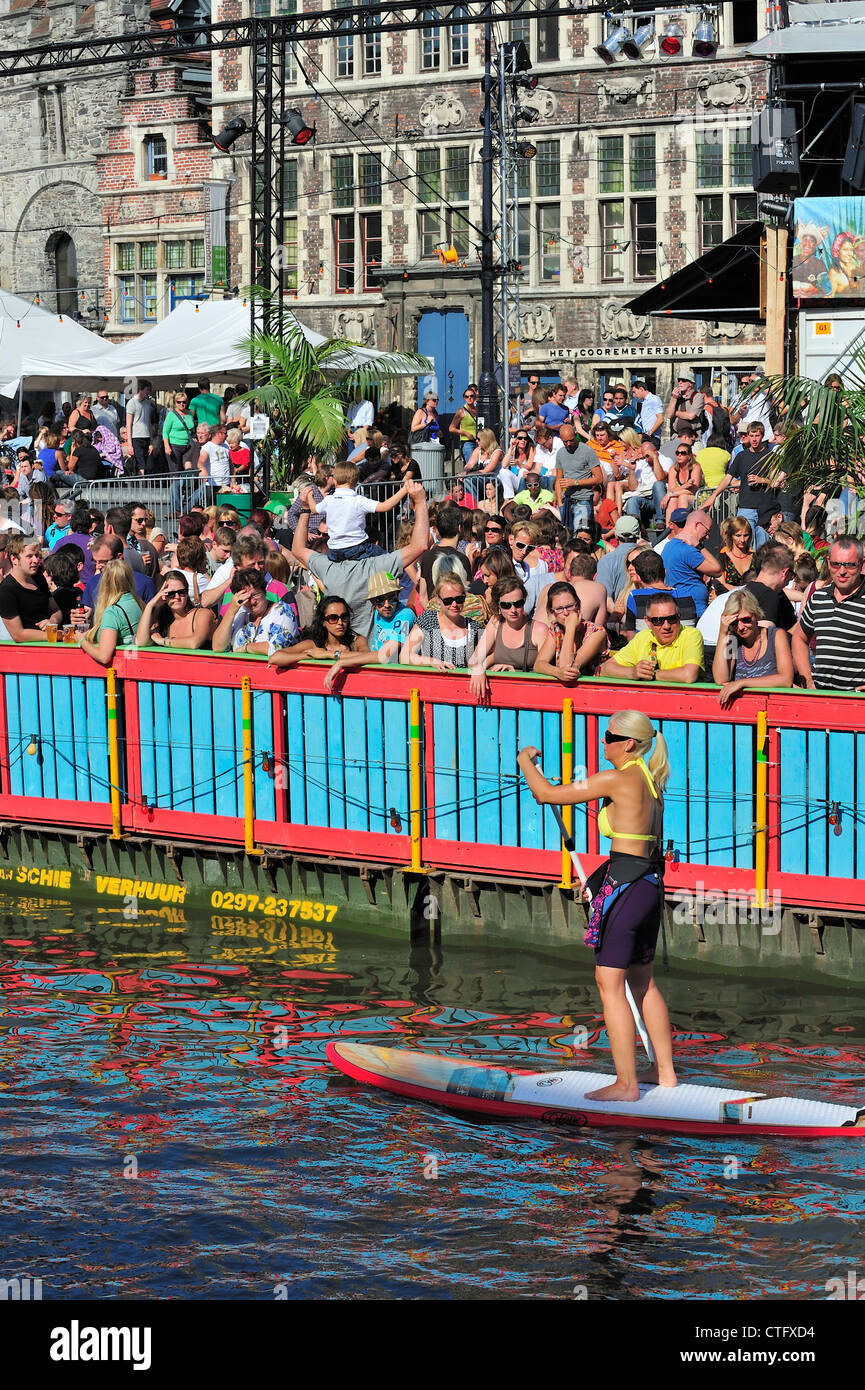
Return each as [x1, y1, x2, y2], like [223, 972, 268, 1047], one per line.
[367, 571, 416, 658]
[654, 505, 691, 557]
[291, 479, 429, 640]
[596, 514, 642, 601]
[666, 371, 706, 438]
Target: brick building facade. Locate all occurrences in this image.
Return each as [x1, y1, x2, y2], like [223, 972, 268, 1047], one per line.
[211, 1, 772, 410]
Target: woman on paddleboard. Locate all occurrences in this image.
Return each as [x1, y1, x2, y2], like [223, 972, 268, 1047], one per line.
[517, 710, 676, 1103]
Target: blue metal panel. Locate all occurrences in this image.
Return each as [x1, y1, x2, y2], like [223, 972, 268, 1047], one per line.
[541, 710, 562, 851]
[209, 686, 239, 818]
[252, 689, 275, 822]
[343, 695, 372, 832]
[806, 729, 828, 877]
[827, 729, 854, 880]
[325, 694, 346, 830]
[284, 692, 306, 826]
[432, 703, 459, 842]
[686, 719, 707, 864]
[473, 706, 503, 846]
[733, 723, 755, 870]
[661, 718, 690, 861]
[456, 704, 477, 844]
[190, 684, 216, 816]
[382, 699, 409, 832]
[83, 675, 109, 805]
[498, 707, 518, 848]
[167, 683, 193, 811]
[779, 728, 807, 874]
[516, 707, 544, 848]
[70, 675, 94, 802]
[301, 695, 329, 827]
[151, 682, 173, 808]
[362, 697, 385, 834]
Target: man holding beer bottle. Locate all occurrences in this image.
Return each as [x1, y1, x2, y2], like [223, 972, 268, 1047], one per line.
[600, 594, 703, 683]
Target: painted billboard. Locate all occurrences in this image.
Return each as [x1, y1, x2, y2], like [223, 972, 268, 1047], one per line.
[792, 197, 865, 299]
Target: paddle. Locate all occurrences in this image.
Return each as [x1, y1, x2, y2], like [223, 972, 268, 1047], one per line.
[532, 760, 656, 1065]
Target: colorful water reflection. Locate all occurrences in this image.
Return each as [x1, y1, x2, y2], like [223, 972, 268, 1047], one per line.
[0, 895, 863, 1299]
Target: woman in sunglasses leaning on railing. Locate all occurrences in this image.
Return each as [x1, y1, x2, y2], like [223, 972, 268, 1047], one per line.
[469, 576, 550, 701]
[136, 571, 217, 651]
[401, 572, 483, 673]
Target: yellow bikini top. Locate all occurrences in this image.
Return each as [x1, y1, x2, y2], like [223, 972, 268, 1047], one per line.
[598, 757, 660, 842]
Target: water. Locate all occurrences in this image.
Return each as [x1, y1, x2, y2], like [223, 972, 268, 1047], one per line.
[1, 893, 863, 1301]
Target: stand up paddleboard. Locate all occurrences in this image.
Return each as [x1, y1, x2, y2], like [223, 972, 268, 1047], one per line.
[327, 1041, 865, 1139]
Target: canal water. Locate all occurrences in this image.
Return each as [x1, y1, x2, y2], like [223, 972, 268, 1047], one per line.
[1, 892, 863, 1301]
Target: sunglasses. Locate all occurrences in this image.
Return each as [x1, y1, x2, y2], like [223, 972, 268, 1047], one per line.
[829, 560, 859, 570]
[499, 599, 525, 611]
[675, 450, 691, 456]
[514, 540, 533, 551]
[646, 614, 678, 627]
[324, 612, 349, 622]
[603, 730, 630, 744]
[440, 595, 465, 607]
[166, 589, 186, 599]
[485, 525, 503, 533]
[372, 594, 398, 606]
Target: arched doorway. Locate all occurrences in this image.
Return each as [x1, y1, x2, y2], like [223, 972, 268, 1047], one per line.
[53, 233, 78, 317]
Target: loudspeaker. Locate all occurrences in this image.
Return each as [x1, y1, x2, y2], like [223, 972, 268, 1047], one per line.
[842, 103, 865, 191]
[752, 106, 800, 195]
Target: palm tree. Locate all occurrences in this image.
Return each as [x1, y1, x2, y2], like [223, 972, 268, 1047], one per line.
[747, 365, 865, 511]
[236, 303, 431, 488]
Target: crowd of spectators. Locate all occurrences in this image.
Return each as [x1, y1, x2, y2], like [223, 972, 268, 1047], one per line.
[1, 367, 863, 701]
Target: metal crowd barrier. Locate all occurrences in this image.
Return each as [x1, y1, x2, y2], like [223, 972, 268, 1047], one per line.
[357, 477, 451, 552]
[76, 474, 200, 540]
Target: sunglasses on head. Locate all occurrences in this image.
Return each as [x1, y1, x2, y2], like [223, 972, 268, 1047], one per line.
[603, 730, 630, 744]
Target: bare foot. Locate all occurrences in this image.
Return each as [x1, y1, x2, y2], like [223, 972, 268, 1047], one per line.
[585, 1081, 641, 1102]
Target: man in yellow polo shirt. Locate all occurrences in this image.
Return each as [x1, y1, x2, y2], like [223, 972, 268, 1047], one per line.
[601, 593, 704, 683]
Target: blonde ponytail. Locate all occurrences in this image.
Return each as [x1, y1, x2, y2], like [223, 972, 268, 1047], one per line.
[648, 730, 670, 793]
[607, 709, 671, 792]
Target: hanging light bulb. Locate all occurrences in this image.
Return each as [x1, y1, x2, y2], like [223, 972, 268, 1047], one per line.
[26, 735, 38, 756]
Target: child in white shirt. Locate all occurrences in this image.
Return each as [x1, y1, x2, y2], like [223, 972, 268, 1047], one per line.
[316, 462, 407, 561]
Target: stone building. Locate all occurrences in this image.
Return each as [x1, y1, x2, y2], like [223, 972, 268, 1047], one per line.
[211, 0, 773, 414]
[0, 0, 152, 325]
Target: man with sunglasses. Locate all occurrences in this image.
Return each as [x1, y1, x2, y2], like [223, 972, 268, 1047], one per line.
[92, 389, 122, 438]
[367, 570, 416, 661]
[601, 594, 703, 683]
[793, 536, 865, 690]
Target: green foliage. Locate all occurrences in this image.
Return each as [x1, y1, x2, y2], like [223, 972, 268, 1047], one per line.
[751, 369, 865, 496]
[235, 296, 431, 488]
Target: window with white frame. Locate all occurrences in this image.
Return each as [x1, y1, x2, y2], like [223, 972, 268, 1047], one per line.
[598, 132, 656, 281]
[514, 139, 561, 283]
[332, 152, 383, 293]
[114, 238, 204, 324]
[416, 146, 472, 260]
[695, 121, 756, 248]
[421, 9, 440, 70]
[450, 8, 470, 67]
[282, 158, 299, 290]
[144, 135, 168, 179]
[334, 0, 381, 78]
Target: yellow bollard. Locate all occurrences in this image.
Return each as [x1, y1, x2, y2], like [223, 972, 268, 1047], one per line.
[409, 688, 422, 871]
[241, 676, 258, 856]
[560, 697, 574, 890]
[755, 709, 768, 910]
[106, 667, 122, 841]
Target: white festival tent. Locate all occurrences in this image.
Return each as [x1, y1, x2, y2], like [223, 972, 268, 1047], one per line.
[0, 288, 118, 400]
[14, 298, 405, 393]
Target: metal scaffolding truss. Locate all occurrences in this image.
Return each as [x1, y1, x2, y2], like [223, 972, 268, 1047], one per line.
[0, 3, 606, 77]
